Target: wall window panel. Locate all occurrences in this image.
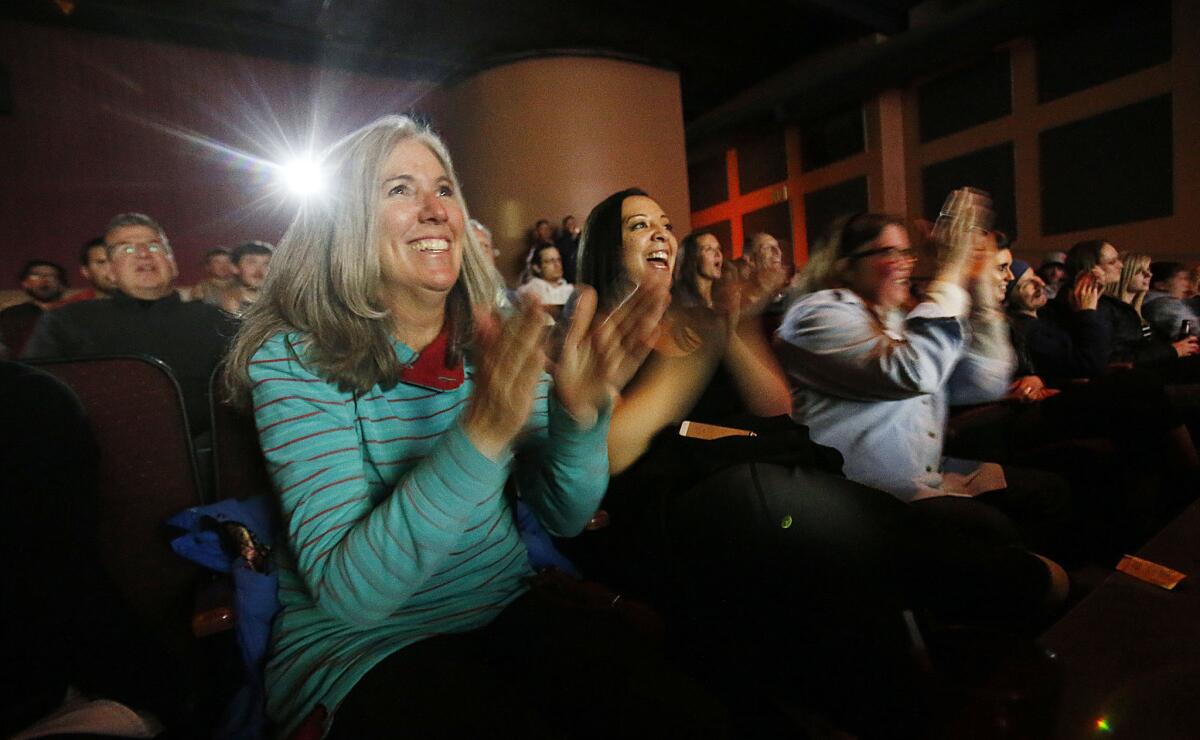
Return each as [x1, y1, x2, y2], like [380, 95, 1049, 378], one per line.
[737, 129, 788, 194]
[918, 50, 1012, 142]
[1036, 1, 1172, 103]
[800, 104, 865, 172]
[803, 177, 869, 247]
[1040, 95, 1173, 235]
[921, 143, 1016, 238]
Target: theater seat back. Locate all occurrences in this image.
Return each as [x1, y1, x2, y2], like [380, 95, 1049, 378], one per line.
[29, 355, 204, 658]
[210, 364, 275, 501]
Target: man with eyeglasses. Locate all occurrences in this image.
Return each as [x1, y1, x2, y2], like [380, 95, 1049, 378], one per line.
[517, 243, 573, 318]
[23, 213, 236, 436]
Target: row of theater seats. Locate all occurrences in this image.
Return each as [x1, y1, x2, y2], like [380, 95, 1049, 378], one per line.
[22, 355, 287, 739]
[27, 354, 1199, 739]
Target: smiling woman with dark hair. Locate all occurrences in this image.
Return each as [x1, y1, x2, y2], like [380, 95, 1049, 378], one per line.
[564, 187, 1069, 737]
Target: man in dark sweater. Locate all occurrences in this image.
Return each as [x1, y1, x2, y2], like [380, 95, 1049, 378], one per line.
[1007, 259, 1111, 382]
[23, 213, 236, 435]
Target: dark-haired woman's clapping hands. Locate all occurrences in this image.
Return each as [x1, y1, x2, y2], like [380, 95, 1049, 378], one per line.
[552, 280, 670, 427]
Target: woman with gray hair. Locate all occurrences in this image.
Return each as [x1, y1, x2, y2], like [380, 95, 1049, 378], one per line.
[224, 116, 719, 738]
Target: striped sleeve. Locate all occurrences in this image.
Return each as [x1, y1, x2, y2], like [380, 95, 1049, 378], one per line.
[512, 378, 612, 537]
[249, 335, 511, 626]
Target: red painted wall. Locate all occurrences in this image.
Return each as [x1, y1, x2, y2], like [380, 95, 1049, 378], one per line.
[0, 20, 443, 287]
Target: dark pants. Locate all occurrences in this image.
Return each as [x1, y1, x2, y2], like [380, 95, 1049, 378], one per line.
[325, 585, 731, 740]
[910, 465, 1073, 558]
[946, 375, 1188, 559]
[668, 463, 1052, 622]
[567, 462, 1054, 738]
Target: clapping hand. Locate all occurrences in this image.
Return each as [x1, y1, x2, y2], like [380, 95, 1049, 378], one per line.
[932, 188, 994, 286]
[551, 278, 670, 427]
[463, 298, 549, 460]
[968, 231, 1001, 314]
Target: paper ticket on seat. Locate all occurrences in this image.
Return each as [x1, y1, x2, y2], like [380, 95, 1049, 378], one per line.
[678, 420, 757, 441]
[1116, 555, 1187, 590]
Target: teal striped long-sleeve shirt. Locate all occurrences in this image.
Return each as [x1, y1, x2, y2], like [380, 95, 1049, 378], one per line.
[248, 332, 611, 735]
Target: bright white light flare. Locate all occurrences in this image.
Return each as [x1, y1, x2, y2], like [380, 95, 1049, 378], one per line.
[279, 157, 324, 197]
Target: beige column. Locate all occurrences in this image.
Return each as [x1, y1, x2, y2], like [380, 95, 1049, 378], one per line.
[866, 88, 910, 216]
[438, 56, 691, 284]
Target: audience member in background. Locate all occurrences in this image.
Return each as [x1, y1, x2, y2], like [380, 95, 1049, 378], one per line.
[184, 247, 236, 303]
[673, 230, 723, 309]
[0, 260, 68, 357]
[23, 213, 235, 436]
[1007, 259, 1109, 382]
[777, 198, 1070, 556]
[993, 238, 1016, 303]
[556, 214, 582, 281]
[1143, 261, 1200, 340]
[1108, 253, 1152, 322]
[1000, 256, 1198, 550]
[517, 242, 573, 316]
[531, 218, 554, 247]
[742, 232, 787, 307]
[469, 219, 515, 310]
[222, 116, 716, 740]
[1045, 241, 1199, 375]
[219, 241, 273, 316]
[59, 237, 117, 304]
[1037, 251, 1068, 300]
[565, 188, 1065, 738]
[468, 219, 498, 265]
[1189, 264, 1200, 316]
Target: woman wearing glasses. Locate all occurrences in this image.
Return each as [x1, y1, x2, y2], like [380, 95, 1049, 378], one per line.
[777, 203, 1074, 558]
[567, 190, 1067, 737]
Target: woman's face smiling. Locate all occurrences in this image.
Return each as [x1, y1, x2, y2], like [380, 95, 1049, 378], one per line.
[1013, 271, 1047, 313]
[376, 137, 464, 302]
[620, 195, 678, 286]
[843, 224, 913, 310]
[994, 248, 1015, 304]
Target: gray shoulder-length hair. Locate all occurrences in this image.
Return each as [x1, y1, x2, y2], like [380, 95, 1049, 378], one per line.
[225, 114, 500, 406]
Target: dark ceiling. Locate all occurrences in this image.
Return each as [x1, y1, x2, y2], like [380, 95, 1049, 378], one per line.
[5, 0, 926, 122]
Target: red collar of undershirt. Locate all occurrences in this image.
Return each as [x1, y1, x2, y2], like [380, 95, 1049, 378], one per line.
[399, 326, 465, 391]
